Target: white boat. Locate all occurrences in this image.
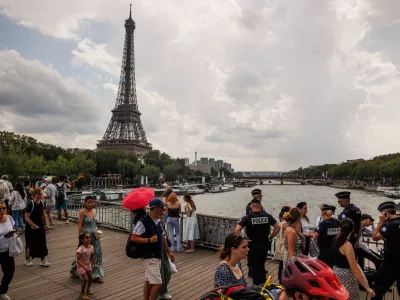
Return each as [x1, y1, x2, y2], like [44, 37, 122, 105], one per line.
[209, 185, 223, 193]
[384, 190, 400, 199]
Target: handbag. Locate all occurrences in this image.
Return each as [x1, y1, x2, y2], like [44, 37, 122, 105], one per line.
[169, 258, 177, 274]
[272, 226, 285, 261]
[9, 234, 24, 257]
[309, 238, 320, 258]
[95, 230, 103, 240]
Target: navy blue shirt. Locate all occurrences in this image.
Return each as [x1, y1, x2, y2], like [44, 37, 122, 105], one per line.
[338, 204, 361, 244]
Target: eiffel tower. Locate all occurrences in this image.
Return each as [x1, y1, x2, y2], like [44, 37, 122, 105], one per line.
[97, 5, 152, 155]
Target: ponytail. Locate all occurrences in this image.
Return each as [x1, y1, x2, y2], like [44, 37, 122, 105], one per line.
[337, 218, 354, 247]
[285, 207, 301, 225]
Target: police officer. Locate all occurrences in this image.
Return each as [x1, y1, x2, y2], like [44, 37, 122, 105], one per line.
[245, 189, 265, 215]
[371, 201, 400, 300]
[336, 191, 361, 246]
[235, 199, 280, 285]
[312, 204, 339, 267]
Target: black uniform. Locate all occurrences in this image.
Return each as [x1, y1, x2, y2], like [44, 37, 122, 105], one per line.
[238, 211, 277, 285]
[315, 218, 340, 267]
[338, 204, 361, 245]
[372, 217, 400, 300]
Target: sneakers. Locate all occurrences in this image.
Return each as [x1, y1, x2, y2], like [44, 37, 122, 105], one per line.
[65, 219, 69, 224]
[40, 259, 50, 267]
[86, 290, 94, 295]
[159, 294, 172, 300]
[0, 293, 11, 300]
[24, 258, 33, 267]
[79, 295, 88, 300]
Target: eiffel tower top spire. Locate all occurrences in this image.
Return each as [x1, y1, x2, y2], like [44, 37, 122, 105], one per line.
[97, 5, 151, 155]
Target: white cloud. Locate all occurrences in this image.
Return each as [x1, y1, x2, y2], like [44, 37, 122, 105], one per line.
[2, 1, 400, 170]
[0, 50, 108, 148]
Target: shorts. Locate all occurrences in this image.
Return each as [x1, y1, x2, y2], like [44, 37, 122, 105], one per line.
[45, 204, 54, 213]
[55, 200, 67, 210]
[142, 258, 162, 284]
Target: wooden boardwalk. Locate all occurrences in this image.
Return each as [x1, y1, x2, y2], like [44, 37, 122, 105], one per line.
[8, 224, 396, 300]
[8, 224, 278, 300]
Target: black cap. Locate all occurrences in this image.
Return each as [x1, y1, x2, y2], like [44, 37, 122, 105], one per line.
[321, 204, 336, 211]
[251, 189, 262, 196]
[250, 199, 261, 204]
[335, 191, 351, 200]
[378, 201, 395, 212]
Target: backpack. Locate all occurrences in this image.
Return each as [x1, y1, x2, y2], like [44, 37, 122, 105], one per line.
[199, 285, 277, 300]
[126, 213, 145, 259]
[56, 183, 65, 202]
[200, 279, 284, 300]
[29, 200, 45, 214]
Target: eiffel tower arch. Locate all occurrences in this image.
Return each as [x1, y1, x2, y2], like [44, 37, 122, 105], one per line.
[97, 5, 152, 156]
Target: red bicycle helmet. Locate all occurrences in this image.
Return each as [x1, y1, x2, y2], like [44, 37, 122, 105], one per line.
[282, 255, 349, 299]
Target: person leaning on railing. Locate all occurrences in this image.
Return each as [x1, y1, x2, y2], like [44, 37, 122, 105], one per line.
[371, 201, 400, 300]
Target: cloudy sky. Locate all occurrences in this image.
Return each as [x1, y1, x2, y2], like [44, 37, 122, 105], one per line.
[0, 1, 400, 171]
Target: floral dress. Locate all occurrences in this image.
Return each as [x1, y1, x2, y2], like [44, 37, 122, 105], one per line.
[71, 214, 104, 279]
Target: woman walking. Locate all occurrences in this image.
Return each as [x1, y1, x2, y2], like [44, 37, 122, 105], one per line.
[214, 232, 248, 288]
[24, 187, 50, 267]
[166, 193, 182, 252]
[183, 194, 199, 253]
[283, 207, 305, 267]
[70, 196, 104, 283]
[333, 218, 375, 299]
[9, 182, 26, 232]
[0, 200, 16, 300]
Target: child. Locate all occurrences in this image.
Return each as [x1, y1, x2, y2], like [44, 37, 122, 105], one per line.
[76, 232, 97, 300]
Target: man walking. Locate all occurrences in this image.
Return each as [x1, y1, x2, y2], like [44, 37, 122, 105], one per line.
[246, 189, 264, 215]
[55, 176, 70, 224]
[131, 199, 174, 300]
[236, 199, 280, 285]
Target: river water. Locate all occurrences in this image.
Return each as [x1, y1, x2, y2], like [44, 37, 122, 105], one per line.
[184, 182, 388, 224]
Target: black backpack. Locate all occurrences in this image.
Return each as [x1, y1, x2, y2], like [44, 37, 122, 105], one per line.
[126, 213, 145, 259]
[56, 183, 65, 202]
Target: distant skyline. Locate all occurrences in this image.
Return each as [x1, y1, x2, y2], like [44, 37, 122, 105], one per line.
[1, 1, 400, 171]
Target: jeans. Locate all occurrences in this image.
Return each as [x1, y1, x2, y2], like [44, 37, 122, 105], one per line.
[11, 210, 25, 230]
[167, 217, 182, 251]
[0, 251, 15, 294]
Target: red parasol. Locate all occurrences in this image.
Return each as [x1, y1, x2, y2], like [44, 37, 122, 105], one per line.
[122, 187, 155, 211]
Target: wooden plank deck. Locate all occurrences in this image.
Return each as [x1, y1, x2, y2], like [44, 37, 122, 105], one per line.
[8, 224, 396, 300]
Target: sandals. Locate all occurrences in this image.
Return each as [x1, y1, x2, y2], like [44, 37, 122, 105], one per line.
[79, 294, 89, 300]
[93, 278, 104, 283]
[86, 290, 94, 295]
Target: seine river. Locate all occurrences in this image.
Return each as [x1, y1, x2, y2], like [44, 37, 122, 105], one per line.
[185, 182, 388, 224]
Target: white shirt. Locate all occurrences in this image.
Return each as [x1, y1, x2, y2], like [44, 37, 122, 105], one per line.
[44, 184, 57, 206]
[0, 216, 15, 252]
[301, 217, 310, 234]
[9, 191, 27, 211]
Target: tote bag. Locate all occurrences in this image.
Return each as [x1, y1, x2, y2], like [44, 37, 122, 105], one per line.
[272, 226, 285, 261]
[9, 234, 24, 257]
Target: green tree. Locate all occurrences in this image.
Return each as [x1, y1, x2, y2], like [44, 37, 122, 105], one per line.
[69, 153, 96, 178]
[141, 165, 160, 182]
[163, 163, 182, 181]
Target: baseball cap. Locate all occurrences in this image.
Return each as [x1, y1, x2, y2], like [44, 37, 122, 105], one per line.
[149, 198, 168, 208]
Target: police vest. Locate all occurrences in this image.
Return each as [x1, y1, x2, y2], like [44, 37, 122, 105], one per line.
[246, 212, 271, 247]
[317, 218, 340, 250]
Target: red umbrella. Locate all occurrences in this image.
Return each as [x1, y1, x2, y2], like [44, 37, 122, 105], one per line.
[122, 187, 155, 211]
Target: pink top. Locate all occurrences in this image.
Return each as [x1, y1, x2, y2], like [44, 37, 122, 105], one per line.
[76, 245, 94, 275]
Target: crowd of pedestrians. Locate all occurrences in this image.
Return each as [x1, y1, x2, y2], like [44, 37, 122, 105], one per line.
[212, 188, 400, 300]
[1, 174, 400, 300]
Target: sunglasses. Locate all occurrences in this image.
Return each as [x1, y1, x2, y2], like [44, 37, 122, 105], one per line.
[84, 236, 91, 239]
[0, 207, 6, 211]
[234, 232, 248, 240]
